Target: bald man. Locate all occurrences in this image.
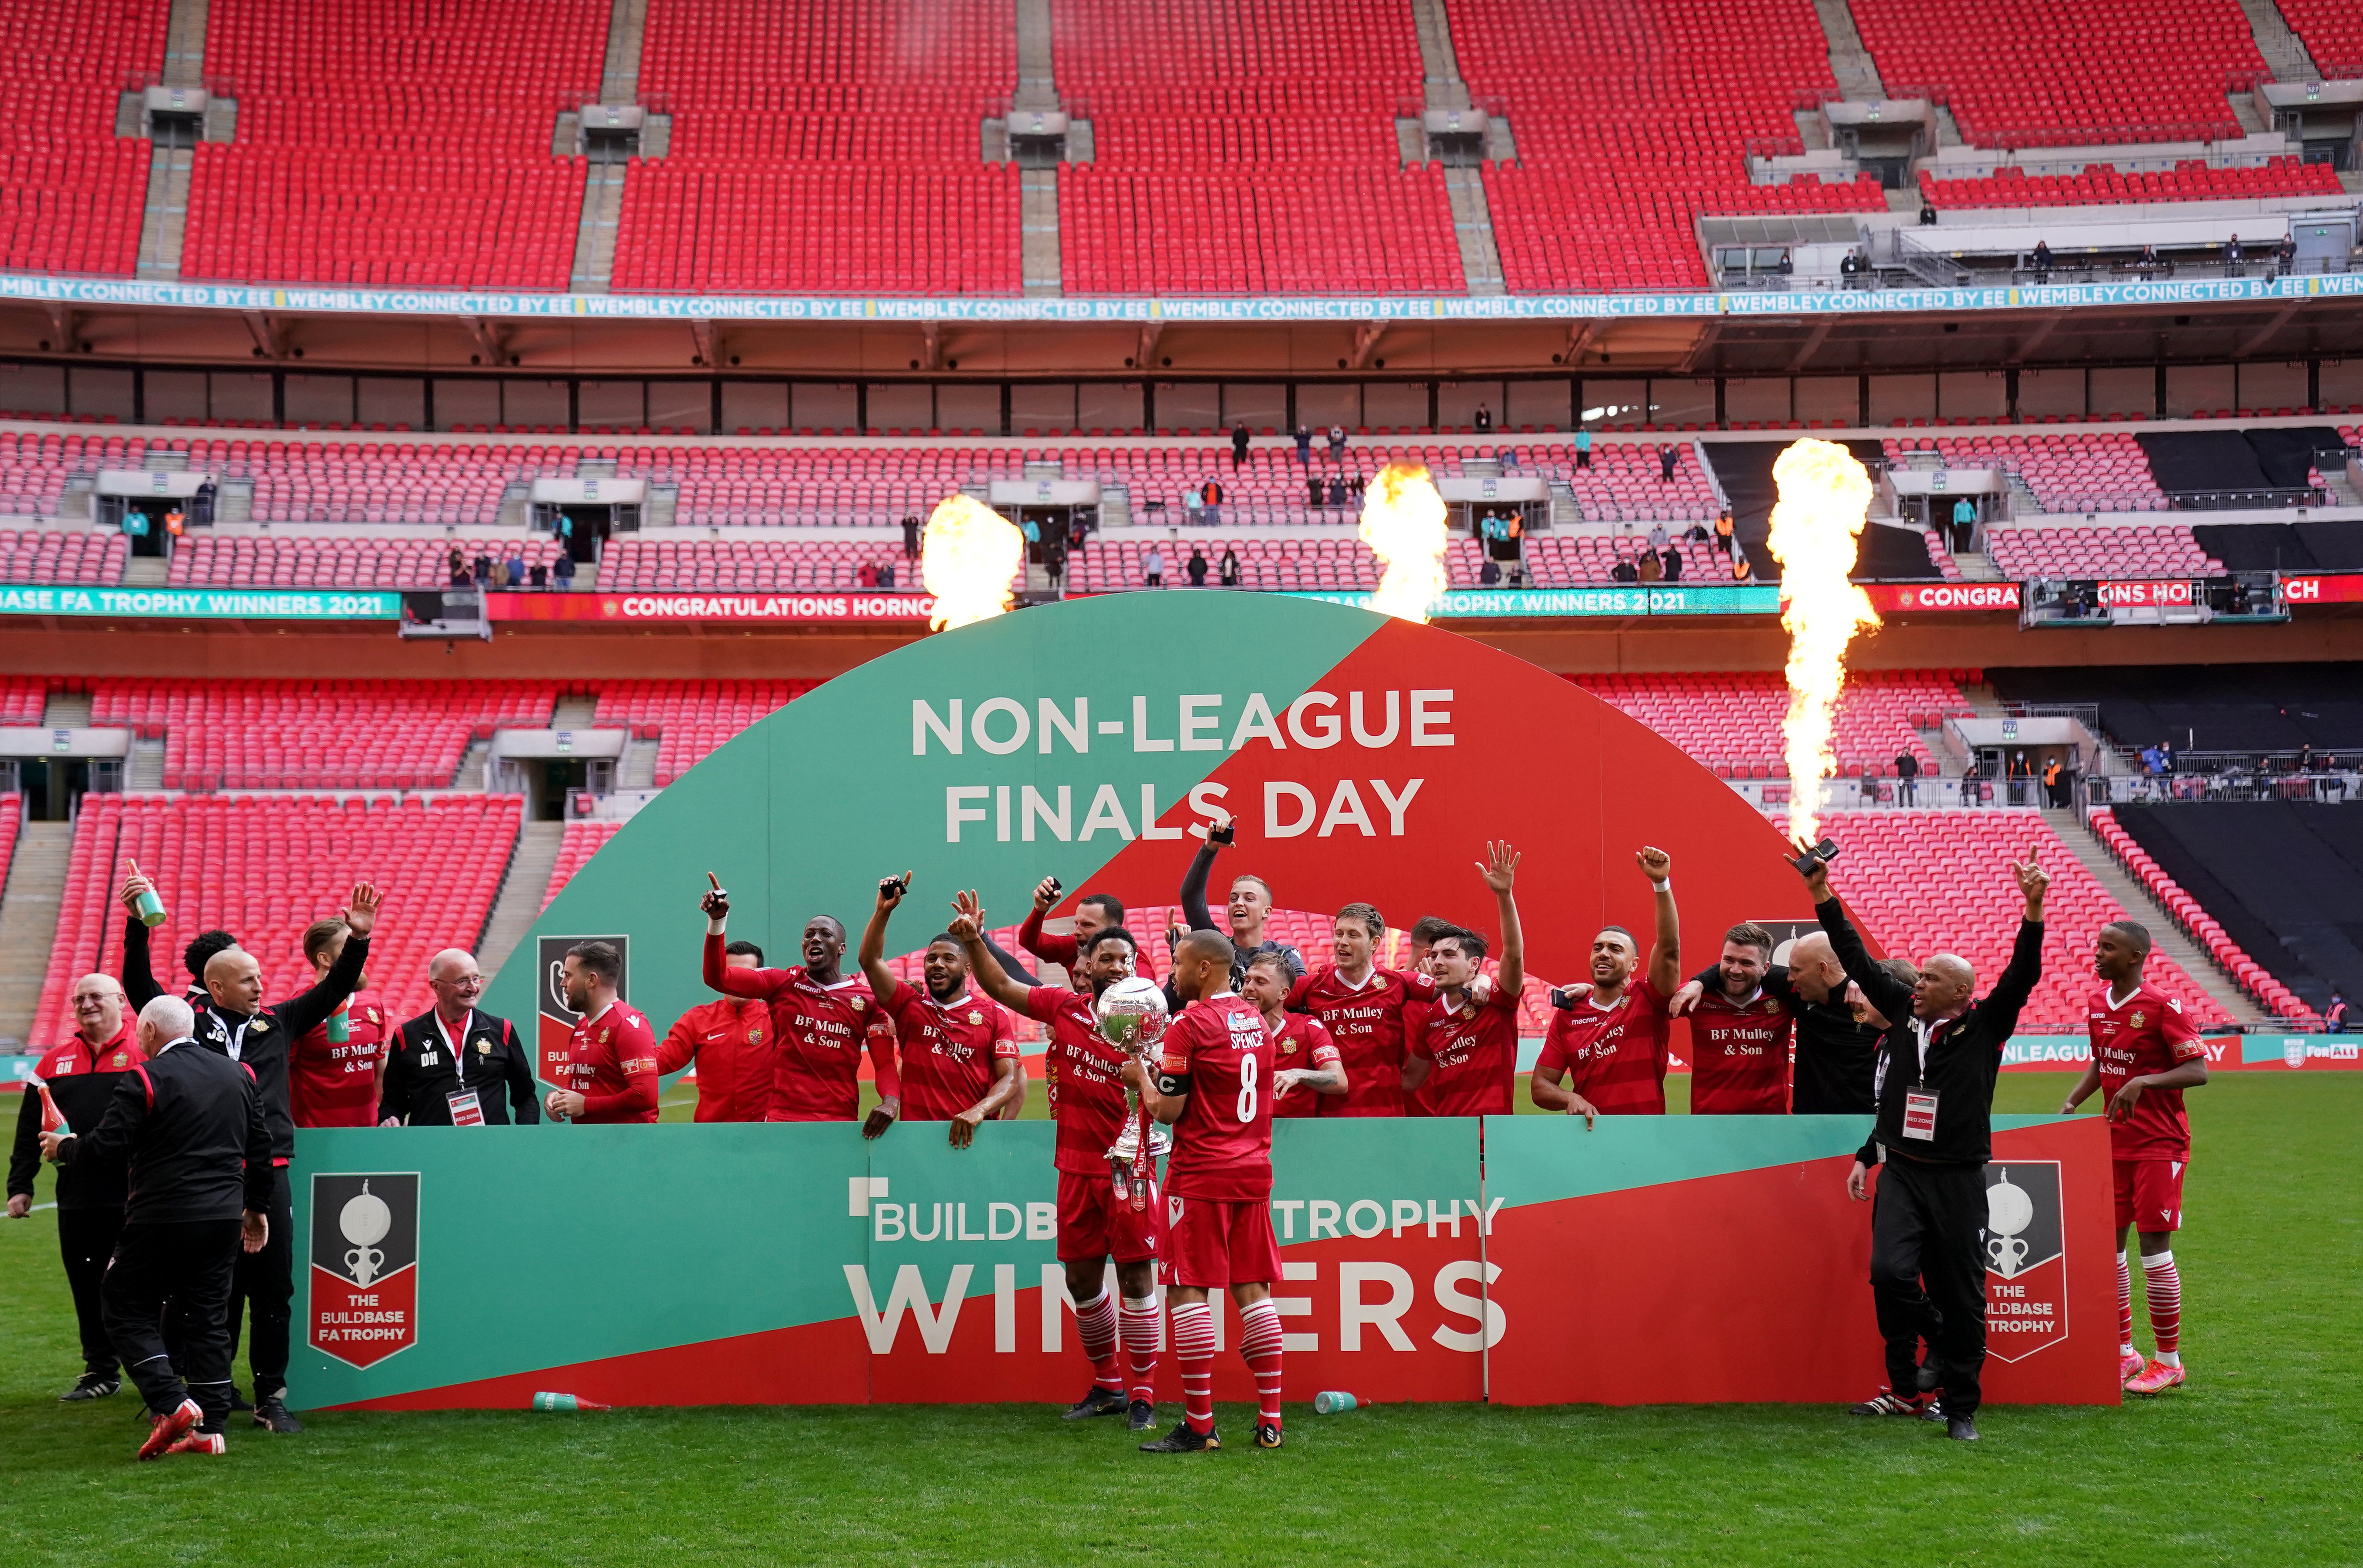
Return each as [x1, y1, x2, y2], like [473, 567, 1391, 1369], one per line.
[378, 948, 539, 1126]
[1669, 927, 1884, 1113]
[8, 974, 144, 1400]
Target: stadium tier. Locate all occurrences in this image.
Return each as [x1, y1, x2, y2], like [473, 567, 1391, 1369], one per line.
[1891, 432, 2171, 513]
[591, 678, 815, 782]
[0, 528, 125, 585]
[27, 792, 522, 1049]
[2089, 807, 2312, 1019]
[1984, 525, 2223, 582]
[1577, 671, 1974, 779]
[0, 0, 166, 278]
[2277, 0, 2363, 78]
[543, 819, 622, 911]
[178, 0, 604, 290]
[1847, 0, 2264, 147]
[1918, 160, 2347, 211]
[0, 679, 45, 725]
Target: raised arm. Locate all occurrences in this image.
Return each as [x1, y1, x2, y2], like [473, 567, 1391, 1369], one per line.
[951, 890, 1037, 1015]
[1639, 846, 1680, 999]
[1178, 817, 1233, 934]
[1016, 877, 1078, 969]
[699, 877, 789, 998]
[1975, 855, 2050, 1044]
[1804, 854, 1912, 1024]
[117, 866, 162, 1009]
[1481, 840, 1524, 996]
[858, 871, 912, 1003]
[274, 883, 379, 1038]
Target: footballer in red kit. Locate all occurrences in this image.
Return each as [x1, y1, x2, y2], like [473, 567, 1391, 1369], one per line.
[1136, 930, 1287, 1454]
[286, 916, 390, 1129]
[2062, 919, 2208, 1395]
[1684, 922, 1794, 1115]
[951, 889, 1166, 1433]
[1241, 951, 1346, 1117]
[1284, 901, 1440, 1116]
[1532, 846, 1682, 1123]
[1403, 842, 1526, 1118]
[858, 872, 1026, 1142]
[1017, 879, 1128, 985]
[698, 877, 901, 1136]
[543, 940, 658, 1125]
[656, 939, 773, 1122]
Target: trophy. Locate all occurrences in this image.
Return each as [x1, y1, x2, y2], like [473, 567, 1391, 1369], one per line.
[1095, 976, 1172, 1212]
[1984, 1169, 2034, 1280]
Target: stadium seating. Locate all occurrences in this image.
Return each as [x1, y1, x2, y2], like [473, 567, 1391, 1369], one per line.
[86, 679, 558, 789]
[1919, 160, 2346, 211]
[613, 0, 1020, 295]
[2088, 807, 2311, 1018]
[1802, 809, 2237, 1032]
[0, 529, 126, 585]
[0, 796, 18, 919]
[1449, 0, 1885, 291]
[543, 819, 623, 911]
[1577, 671, 1973, 778]
[0, 679, 47, 724]
[28, 792, 523, 1048]
[591, 679, 816, 783]
[169, 536, 546, 588]
[598, 538, 918, 595]
[1984, 525, 2222, 581]
[1, 431, 98, 519]
[180, 0, 604, 288]
[0, 0, 166, 278]
[1847, 0, 2264, 148]
[2276, 0, 2363, 79]
[1894, 432, 2169, 513]
[1051, 0, 1463, 295]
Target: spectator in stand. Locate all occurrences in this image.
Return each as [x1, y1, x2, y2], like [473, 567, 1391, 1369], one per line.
[123, 506, 149, 541]
[553, 551, 575, 590]
[1231, 424, 1250, 468]
[1144, 544, 1165, 588]
[1780, 248, 1796, 279]
[2224, 236, 2243, 277]
[556, 512, 576, 554]
[1480, 556, 1501, 586]
[2325, 991, 2347, 1034]
[1919, 197, 1937, 226]
[447, 546, 466, 583]
[1895, 750, 1920, 805]
[528, 561, 548, 589]
[1219, 547, 1240, 587]
[2275, 233, 2296, 279]
[1637, 550, 1662, 585]
[2043, 757, 2069, 809]
[1715, 509, 1735, 556]
[857, 561, 879, 589]
[379, 950, 539, 1126]
[471, 551, 492, 586]
[1186, 547, 1209, 587]
[1182, 482, 1203, 526]
[1294, 424, 1312, 464]
[2032, 240, 2053, 281]
[1660, 445, 1679, 483]
[505, 548, 526, 588]
[192, 479, 216, 527]
[1307, 473, 1324, 507]
[2136, 243, 2160, 279]
[1474, 404, 1493, 434]
[1575, 426, 1592, 470]
[902, 514, 922, 559]
[1328, 426, 1346, 459]
[1660, 545, 1682, 583]
[1648, 522, 1669, 552]
[164, 505, 185, 538]
[1951, 495, 1977, 549]
[1328, 473, 1348, 508]
[1731, 549, 1755, 584]
[657, 940, 773, 1121]
[2158, 741, 2174, 775]
[1611, 551, 1639, 584]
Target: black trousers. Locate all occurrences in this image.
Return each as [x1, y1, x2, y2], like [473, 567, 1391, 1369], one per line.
[104, 1217, 242, 1428]
[225, 1165, 294, 1399]
[57, 1205, 126, 1376]
[1869, 1155, 1989, 1417]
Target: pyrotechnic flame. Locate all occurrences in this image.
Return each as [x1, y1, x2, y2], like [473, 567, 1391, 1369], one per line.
[1766, 439, 1882, 847]
[1358, 462, 1450, 622]
[920, 494, 1024, 631]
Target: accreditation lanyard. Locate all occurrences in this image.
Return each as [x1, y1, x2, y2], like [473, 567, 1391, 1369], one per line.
[434, 1011, 487, 1126]
[433, 1010, 474, 1082]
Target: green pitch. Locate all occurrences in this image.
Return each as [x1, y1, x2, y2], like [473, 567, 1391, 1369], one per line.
[5, 1074, 2356, 1566]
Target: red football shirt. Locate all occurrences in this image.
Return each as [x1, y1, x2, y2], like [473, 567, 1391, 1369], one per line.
[1408, 985, 1520, 1117]
[560, 1000, 659, 1124]
[288, 991, 390, 1129]
[1267, 1011, 1341, 1119]
[1026, 984, 1134, 1176]
[1285, 963, 1439, 1116]
[2087, 978, 2205, 1159]
[883, 980, 1019, 1120]
[655, 996, 773, 1123]
[706, 934, 901, 1122]
[1534, 978, 1671, 1115]
[1159, 992, 1276, 1201]
[1687, 985, 1793, 1115]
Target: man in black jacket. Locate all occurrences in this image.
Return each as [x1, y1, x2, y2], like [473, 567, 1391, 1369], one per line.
[1668, 929, 1883, 1114]
[40, 994, 274, 1459]
[1807, 847, 2047, 1442]
[378, 948, 540, 1126]
[119, 868, 380, 1436]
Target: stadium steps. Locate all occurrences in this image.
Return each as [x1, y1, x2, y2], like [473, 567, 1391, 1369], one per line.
[123, 558, 169, 587]
[1443, 170, 1506, 295]
[42, 693, 92, 729]
[646, 482, 679, 527]
[2228, 92, 2271, 137]
[135, 144, 194, 281]
[570, 163, 627, 294]
[129, 737, 164, 790]
[1951, 545, 2003, 581]
[1021, 169, 1062, 297]
[497, 483, 530, 529]
[621, 737, 658, 790]
[1808, 0, 1887, 100]
[0, 824, 71, 1050]
[1099, 482, 1132, 529]
[597, 0, 650, 104]
[2043, 808, 2269, 1025]
[217, 478, 252, 523]
[1549, 478, 1583, 527]
[1014, 0, 1057, 111]
[2234, 0, 2322, 83]
[161, 0, 208, 87]
[1408, 0, 1472, 113]
[454, 739, 492, 793]
[551, 694, 600, 730]
[479, 820, 565, 984]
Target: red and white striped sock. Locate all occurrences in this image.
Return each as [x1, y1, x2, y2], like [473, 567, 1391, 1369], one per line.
[2143, 1250, 2183, 1362]
[1120, 1296, 1161, 1406]
[1238, 1298, 1284, 1429]
[2117, 1250, 2134, 1354]
[1074, 1290, 1121, 1393]
[1170, 1300, 1218, 1433]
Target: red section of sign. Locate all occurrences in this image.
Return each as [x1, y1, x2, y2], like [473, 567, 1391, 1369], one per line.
[310, 1262, 417, 1369]
[1486, 1119, 2115, 1406]
[1056, 614, 1832, 987]
[1984, 1253, 2069, 1364]
[2280, 573, 2363, 606]
[1861, 582, 2022, 613]
[537, 1013, 575, 1088]
[2097, 580, 2197, 608]
[485, 591, 934, 624]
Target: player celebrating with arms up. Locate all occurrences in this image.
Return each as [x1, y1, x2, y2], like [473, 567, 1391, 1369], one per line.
[950, 891, 1165, 1431]
[858, 872, 1025, 1144]
[2061, 920, 2207, 1395]
[1530, 847, 1681, 1123]
[1132, 930, 1285, 1453]
[1402, 842, 1526, 1118]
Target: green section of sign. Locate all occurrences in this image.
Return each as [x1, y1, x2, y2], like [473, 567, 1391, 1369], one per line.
[1485, 1113, 2077, 1208]
[1286, 586, 1784, 618]
[0, 584, 401, 620]
[484, 592, 1383, 1058]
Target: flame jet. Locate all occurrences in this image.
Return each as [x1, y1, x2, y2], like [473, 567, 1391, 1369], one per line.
[1765, 439, 1881, 846]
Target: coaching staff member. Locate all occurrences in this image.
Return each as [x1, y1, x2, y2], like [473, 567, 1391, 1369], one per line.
[8, 974, 142, 1401]
[119, 869, 379, 1437]
[40, 995, 273, 1460]
[1805, 847, 2047, 1442]
[1671, 926, 1885, 1113]
[379, 949, 539, 1126]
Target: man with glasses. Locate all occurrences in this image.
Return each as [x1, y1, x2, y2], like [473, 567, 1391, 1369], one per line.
[378, 949, 540, 1126]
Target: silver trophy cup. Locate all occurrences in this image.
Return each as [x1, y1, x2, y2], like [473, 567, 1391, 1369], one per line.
[1096, 977, 1172, 1204]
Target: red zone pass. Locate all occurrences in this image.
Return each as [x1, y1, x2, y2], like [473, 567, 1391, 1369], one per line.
[1685, 987, 1793, 1114]
[1160, 993, 1281, 1289]
[1285, 965, 1439, 1116]
[881, 980, 1018, 1120]
[1535, 979, 1672, 1115]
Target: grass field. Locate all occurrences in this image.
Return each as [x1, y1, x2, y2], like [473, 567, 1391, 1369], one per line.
[5, 1073, 2358, 1566]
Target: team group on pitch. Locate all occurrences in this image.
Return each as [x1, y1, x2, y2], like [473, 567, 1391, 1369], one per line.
[15, 818, 2206, 1453]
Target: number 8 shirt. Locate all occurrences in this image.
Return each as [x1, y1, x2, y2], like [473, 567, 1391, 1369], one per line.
[1158, 991, 1282, 1288]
